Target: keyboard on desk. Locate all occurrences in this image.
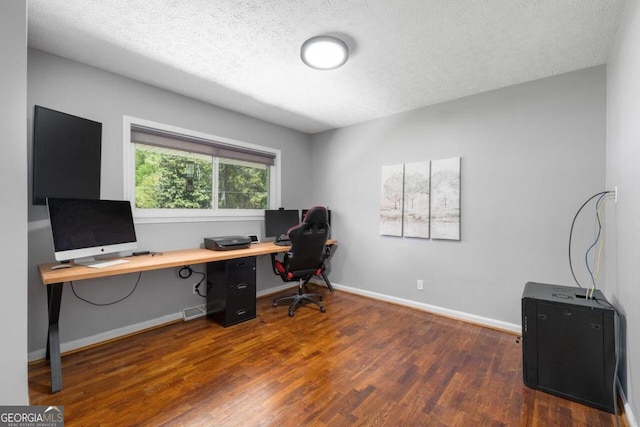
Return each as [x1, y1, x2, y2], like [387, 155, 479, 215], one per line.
[274, 234, 291, 246]
[84, 259, 130, 269]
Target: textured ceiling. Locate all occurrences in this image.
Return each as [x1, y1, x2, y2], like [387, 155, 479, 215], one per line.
[27, 0, 624, 134]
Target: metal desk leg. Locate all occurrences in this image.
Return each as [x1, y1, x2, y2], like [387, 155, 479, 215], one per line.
[321, 245, 335, 293]
[46, 282, 63, 393]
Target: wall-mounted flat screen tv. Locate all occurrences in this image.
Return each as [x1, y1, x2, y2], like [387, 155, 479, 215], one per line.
[32, 106, 102, 205]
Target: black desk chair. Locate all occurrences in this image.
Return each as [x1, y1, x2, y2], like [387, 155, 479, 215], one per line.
[271, 206, 332, 317]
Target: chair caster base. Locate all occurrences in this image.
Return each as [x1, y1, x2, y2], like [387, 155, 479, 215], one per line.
[272, 282, 327, 317]
[273, 294, 326, 316]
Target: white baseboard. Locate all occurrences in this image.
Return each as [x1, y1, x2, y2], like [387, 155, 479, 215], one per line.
[257, 282, 298, 298]
[28, 312, 182, 362]
[618, 381, 639, 427]
[28, 284, 312, 362]
[319, 280, 521, 334]
[29, 284, 297, 362]
[26, 281, 535, 361]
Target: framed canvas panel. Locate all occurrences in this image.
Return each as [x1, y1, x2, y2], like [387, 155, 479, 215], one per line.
[380, 164, 404, 236]
[403, 161, 430, 238]
[430, 157, 461, 240]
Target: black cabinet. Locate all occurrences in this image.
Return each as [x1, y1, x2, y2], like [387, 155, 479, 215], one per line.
[207, 257, 256, 327]
[522, 282, 617, 413]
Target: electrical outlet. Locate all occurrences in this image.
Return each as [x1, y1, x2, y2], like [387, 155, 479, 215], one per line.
[417, 279, 424, 291]
[193, 283, 198, 294]
[615, 186, 618, 203]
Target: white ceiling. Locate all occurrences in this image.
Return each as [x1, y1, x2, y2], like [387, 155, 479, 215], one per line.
[27, 0, 625, 134]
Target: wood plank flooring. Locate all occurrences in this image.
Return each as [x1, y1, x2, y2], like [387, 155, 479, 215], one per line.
[29, 287, 619, 426]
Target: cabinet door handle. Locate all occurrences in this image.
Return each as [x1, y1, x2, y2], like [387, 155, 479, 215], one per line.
[236, 309, 247, 316]
[236, 283, 247, 290]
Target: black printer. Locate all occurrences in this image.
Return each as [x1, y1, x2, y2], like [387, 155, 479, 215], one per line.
[204, 236, 252, 251]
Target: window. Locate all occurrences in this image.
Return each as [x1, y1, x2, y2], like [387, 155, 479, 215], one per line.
[124, 117, 280, 221]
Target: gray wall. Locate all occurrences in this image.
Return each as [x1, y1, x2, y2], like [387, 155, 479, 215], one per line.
[310, 66, 606, 326]
[27, 49, 312, 356]
[606, 0, 640, 420]
[0, 0, 29, 404]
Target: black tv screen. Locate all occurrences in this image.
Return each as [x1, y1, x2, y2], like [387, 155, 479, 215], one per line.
[32, 106, 102, 205]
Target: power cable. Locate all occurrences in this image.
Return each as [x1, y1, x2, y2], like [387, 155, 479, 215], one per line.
[70, 272, 142, 306]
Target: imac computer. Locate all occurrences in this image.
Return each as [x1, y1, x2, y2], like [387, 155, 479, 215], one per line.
[264, 209, 300, 246]
[47, 198, 138, 267]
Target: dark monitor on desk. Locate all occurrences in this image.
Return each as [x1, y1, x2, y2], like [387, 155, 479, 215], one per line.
[264, 209, 300, 239]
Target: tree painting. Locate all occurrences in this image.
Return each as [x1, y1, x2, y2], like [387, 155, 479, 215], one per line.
[403, 161, 430, 238]
[380, 164, 404, 236]
[430, 157, 461, 240]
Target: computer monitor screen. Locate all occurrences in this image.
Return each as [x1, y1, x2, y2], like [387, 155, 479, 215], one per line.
[302, 208, 331, 225]
[47, 198, 138, 263]
[264, 209, 300, 238]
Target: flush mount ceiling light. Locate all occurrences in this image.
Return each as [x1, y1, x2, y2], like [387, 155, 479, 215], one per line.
[301, 36, 349, 70]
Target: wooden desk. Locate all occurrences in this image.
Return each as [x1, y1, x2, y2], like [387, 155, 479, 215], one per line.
[38, 240, 336, 393]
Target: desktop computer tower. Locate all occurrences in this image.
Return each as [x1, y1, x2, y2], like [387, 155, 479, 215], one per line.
[521, 282, 617, 413]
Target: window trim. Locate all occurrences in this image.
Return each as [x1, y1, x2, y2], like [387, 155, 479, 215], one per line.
[123, 116, 281, 223]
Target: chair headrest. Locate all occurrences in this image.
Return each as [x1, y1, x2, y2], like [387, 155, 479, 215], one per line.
[303, 206, 328, 224]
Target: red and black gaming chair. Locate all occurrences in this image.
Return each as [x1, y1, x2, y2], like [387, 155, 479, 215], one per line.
[271, 206, 332, 317]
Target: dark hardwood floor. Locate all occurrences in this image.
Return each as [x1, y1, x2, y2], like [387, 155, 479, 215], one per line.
[29, 286, 619, 426]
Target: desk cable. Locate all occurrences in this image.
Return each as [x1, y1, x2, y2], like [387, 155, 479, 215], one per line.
[70, 272, 143, 306]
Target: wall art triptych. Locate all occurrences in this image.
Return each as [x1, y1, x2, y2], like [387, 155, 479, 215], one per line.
[380, 164, 404, 237]
[380, 157, 460, 241]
